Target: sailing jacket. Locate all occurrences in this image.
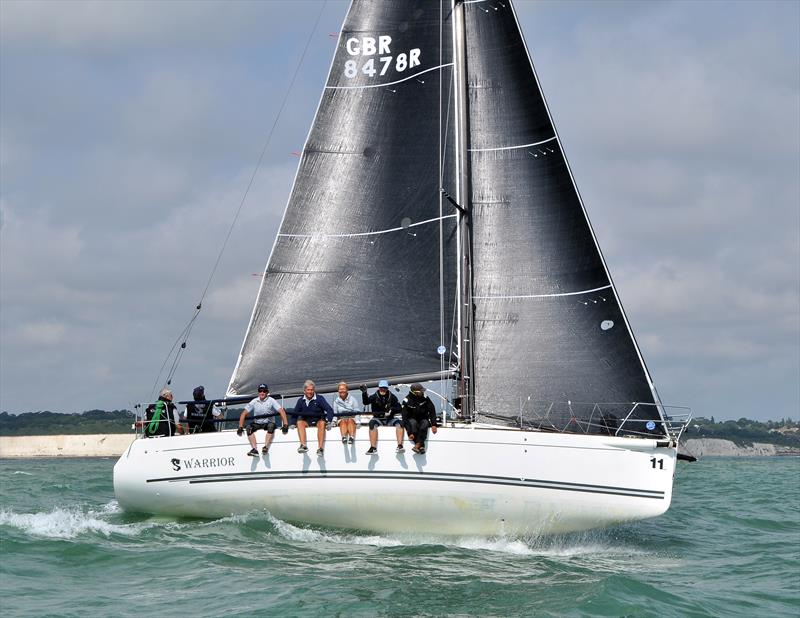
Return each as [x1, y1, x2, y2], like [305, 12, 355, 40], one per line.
[185, 400, 216, 433]
[333, 394, 362, 418]
[145, 397, 179, 437]
[293, 394, 334, 422]
[401, 394, 437, 426]
[362, 390, 401, 419]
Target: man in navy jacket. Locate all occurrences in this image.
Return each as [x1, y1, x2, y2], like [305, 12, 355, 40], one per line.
[293, 379, 334, 456]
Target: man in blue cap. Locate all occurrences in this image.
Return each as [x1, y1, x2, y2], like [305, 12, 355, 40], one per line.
[360, 379, 403, 454]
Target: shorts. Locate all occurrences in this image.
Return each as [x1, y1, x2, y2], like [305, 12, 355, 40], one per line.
[368, 417, 403, 430]
[247, 421, 276, 435]
[296, 416, 326, 426]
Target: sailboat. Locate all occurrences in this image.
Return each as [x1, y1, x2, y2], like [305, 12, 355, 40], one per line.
[114, 0, 690, 536]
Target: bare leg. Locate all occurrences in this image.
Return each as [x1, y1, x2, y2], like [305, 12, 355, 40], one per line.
[264, 431, 275, 450]
[395, 424, 404, 445]
[248, 431, 257, 450]
[297, 420, 308, 446]
[347, 419, 357, 439]
[339, 422, 347, 440]
[317, 420, 326, 449]
[369, 426, 378, 448]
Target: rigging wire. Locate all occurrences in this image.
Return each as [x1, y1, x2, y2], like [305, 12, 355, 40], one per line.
[149, 0, 329, 401]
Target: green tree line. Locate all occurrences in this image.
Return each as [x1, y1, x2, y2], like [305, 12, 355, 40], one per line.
[0, 409, 241, 436]
[685, 416, 800, 447]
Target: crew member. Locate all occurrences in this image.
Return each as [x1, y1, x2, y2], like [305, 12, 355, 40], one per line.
[293, 380, 334, 456]
[333, 381, 362, 445]
[238, 383, 289, 456]
[361, 379, 404, 454]
[145, 388, 183, 437]
[183, 385, 220, 433]
[401, 383, 438, 454]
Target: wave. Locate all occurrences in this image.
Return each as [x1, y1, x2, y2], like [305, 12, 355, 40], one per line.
[262, 512, 650, 558]
[267, 513, 405, 547]
[0, 506, 150, 539]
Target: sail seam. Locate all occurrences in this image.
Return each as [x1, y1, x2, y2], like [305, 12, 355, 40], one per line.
[325, 63, 454, 90]
[468, 135, 557, 152]
[278, 214, 457, 239]
[474, 284, 612, 300]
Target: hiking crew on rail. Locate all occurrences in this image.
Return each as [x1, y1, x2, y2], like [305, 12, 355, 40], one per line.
[144, 378, 440, 457]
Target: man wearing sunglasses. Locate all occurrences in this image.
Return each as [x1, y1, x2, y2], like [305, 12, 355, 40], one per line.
[238, 383, 289, 456]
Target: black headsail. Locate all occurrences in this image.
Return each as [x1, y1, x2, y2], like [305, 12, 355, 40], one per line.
[461, 0, 664, 434]
[228, 1, 458, 398]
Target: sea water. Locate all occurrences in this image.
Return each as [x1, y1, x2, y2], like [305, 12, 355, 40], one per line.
[1, 457, 797, 617]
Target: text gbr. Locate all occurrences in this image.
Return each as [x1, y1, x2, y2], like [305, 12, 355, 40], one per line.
[344, 35, 421, 79]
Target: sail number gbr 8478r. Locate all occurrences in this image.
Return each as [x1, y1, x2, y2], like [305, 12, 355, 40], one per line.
[343, 35, 421, 79]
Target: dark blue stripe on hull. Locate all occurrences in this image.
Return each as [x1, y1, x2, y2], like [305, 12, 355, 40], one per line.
[146, 469, 664, 500]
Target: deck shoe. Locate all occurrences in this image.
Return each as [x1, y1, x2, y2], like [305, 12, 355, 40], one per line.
[342, 437, 348, 444]
[418, 445, 426, 454]
[412, 445, 421, 454]
[396, 443, 404, 453]
[261, 446, 269, 455]
[247, 448, 259, 457]
[366, 446, 377, 455]
[348, 436, 354, 445]
[316, 448, 324, 456]
[297, 444, 308, 453]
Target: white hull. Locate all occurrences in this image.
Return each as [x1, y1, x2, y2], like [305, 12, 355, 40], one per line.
[113, 425, 677, 536]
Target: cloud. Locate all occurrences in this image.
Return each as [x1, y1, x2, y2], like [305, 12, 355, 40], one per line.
[0, 0, 329, 51]
[17, 321, 69, 346]
[0, 0, 797, 421]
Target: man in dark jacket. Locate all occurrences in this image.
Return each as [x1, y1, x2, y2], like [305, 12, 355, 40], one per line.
[361, 379, 404, 454]
[293, 379, 334, 456]
[184, 385, 217, 433]
[144, 388, 182, 437]
[401, 383, 438, 454]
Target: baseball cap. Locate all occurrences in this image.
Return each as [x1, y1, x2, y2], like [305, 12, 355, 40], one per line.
[410, 383, 425, 394]
[257, 383, 269, 391]
[378, 379, 389, 388]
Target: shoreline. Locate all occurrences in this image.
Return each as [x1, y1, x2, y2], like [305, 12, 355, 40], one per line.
[0, 434, 797, 459]
[681, 438, 800, 458]
[0, 434, 135, 458]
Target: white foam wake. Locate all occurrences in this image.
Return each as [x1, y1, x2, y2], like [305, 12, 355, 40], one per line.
[263, 513, 651, 558]
[0, 506, 147, 539]
[267, 514, 404, 547]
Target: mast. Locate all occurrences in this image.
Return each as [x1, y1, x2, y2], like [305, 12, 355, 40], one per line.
[452, 0, 474, 419]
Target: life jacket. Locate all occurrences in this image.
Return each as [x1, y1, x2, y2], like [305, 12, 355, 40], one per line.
[186, 401, 215, 433]
[146, 398, 176, 436]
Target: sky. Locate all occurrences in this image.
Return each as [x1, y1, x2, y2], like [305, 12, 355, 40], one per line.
[1, 0, 798, 421]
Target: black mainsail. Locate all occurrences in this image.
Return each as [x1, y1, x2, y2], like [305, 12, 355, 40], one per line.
[228, 0, 458, 397]
[229, 0, 663, 434]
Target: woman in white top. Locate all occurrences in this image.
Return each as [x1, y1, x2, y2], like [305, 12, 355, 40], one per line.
[333, 382, 362, 445]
